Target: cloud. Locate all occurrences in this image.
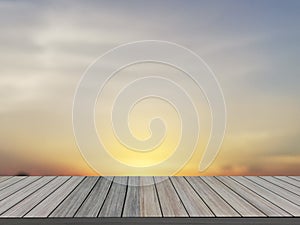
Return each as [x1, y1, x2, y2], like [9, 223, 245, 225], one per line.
[0, 0, 299, 175]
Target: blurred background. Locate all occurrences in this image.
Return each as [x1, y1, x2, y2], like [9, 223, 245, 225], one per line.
[0, 0, 299, 175]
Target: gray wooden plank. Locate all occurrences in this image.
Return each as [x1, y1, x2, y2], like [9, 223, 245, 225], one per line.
[275, 176, 300, 188]
[0, 176, 54, 215]
[24, 176, 84, 217]
[0, 177, 27, 191]
[217, 177, 291, 217]
[1, 176, 298, 218]
[98, 177, 128, 217]
[246, 176, 300, 206]
[261, 176, 300, 195]
[49, 177, 98, 217]
[0, 177, 12, 183]
[154, 177, 188, 217]
[186, 177, 239, 217]
[1, 177, 70, 217]
[232, 177, 300, 216]
[75, 177, 113, 217]
[289, 176, 300, 182]
[123, 177, 140, 217]
[139, 177, 161, 217]
[202, 177, 265, 217]
[170, 177, 214, 217]
[0, 177, 41, 200]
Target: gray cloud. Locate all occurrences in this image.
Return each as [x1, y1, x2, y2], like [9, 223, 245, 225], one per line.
[0, 0, 300, 175]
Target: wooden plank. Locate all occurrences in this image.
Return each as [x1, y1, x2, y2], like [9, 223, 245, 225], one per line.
[0, 176, 298, 218]
[186, 177, 239, 217]
[0, 177, 12, 183]
[98, 177, 128, 217]
[24, 176, 84, 217]
[202, 177, 265, 217]
[0, 176, 54, 215]
[75, 177, 113, 217]
[123, 177, 140, 217]
[49, 177, 98, 217]
[289, 176, 300, 182]
[139, 177, 161, 217]
[275, 176, 300, 188]
[217, 177, 291, 216]
[170, 177, 213, 217]
[232, 177, 300, 216]
[0, 177, 26, 191]
[0, 177, 40, 200]
[154, 177, 188, 217]
[246, 176, 300, 206]
[1, 177, 70, 217]
[260, 176, 300, 196]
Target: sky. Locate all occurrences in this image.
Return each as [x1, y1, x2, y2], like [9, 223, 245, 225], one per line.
[0, 0, 299, 175]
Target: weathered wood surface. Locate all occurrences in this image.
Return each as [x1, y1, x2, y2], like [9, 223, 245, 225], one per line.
[0, 176, 299, 217]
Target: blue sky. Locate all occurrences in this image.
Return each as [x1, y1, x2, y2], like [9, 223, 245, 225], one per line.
[0, 0, 299, 175]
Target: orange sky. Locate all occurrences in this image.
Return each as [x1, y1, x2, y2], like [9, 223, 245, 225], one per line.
[0, 1, 299, 176]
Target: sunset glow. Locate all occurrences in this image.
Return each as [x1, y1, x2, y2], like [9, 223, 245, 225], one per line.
[0, 0, 299, 176]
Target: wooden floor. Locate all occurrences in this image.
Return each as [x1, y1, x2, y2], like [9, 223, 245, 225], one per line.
[0, 176, 299, 218]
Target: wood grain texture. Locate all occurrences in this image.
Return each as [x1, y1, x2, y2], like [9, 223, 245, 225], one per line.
[75, 177, 113, 217]
[0, 177, 27, 192]
[123, 177, 140, 217]
[170, 176, 213, 217]
[0, 176, 298, 218]
[246, 176, 300, 206]
[260, 176, 300, 195]
[0, 176, 53, 215]
[0, 177, 41, 201]
[201, 177, 265, 217]
[186, 177, 240, 217]
[1, 177, 70, 217]
[218, 177, 291, 217]
[139, 177, 161, 217]
[275, 176, 300, 188]
[289, 176, 300, 182]
[231, 177, 300, 216]
[0, 177, 12, 184]
[154, 177, 188, 217]
[98, 177, 128, 217]
[24, 177, 84, 217]
[49, 177, 98, 217]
